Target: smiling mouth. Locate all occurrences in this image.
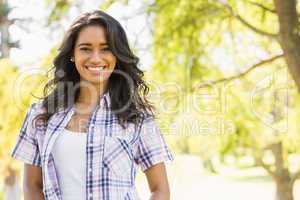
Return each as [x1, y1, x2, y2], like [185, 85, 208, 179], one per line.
[85, 65, 108, 74]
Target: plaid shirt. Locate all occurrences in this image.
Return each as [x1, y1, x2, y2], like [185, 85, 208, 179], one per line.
[11, 93, 173, 200]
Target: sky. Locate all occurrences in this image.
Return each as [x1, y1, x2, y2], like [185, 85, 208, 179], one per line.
[8, 0, 153, 70]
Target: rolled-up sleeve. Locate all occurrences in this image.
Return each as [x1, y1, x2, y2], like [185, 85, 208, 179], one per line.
[134, 117, 174, 172]
[11, 103, 42, 167]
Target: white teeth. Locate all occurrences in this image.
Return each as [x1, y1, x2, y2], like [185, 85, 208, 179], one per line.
[86, 66, 106, 71]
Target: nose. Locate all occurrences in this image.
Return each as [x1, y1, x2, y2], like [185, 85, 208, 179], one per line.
[90, 51, 105, 64]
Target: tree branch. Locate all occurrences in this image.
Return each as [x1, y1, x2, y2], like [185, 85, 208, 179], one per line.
[248, 1, 276, 14]
[256, 157, 277, 179]
[235, 14, 278, 38]
[219, 1, 278, 38]
[291, 169, 300, 184]
[194, 54, 284, 89]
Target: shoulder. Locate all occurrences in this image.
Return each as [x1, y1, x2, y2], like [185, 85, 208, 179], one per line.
[27, 101, 46, 117]
[138, 114, 162, 137]
[139, 110, 155, 123]
[140, 113, 157, 126]
[25, 101, 47, 128]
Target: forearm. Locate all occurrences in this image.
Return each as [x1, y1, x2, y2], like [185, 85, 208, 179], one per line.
[149, 189, 170, 200]
[24, 187, 44, 200]
[145, 163, 171, 200]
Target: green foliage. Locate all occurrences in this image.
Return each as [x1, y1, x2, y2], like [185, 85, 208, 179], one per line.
[45, 0, 130, 25]
[152, 0, 225, 83]
[0, 0, 12, 16]
[0, 58, 46, 175]
[3, 0, 300, 189]
[100, 0, 129, 10]
[46, 0, 73, 25]
[0, 190, 3, 200]
[147, 0, 300, 178]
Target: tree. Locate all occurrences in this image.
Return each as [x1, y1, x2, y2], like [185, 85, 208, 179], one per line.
[0, 59, 24, 199]
[0, 0, 19, 58]
[148, 1, 300, 200]
[274, 0, 300, 92]
[17, 0, 300, 199]
[0, 58, 48, 199]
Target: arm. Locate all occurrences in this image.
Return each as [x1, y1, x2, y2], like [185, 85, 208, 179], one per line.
[145, 163, 170, 200]
[23, 164, 44, 200]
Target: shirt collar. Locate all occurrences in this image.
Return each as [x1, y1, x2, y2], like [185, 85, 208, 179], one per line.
[98, 91, 111, 109]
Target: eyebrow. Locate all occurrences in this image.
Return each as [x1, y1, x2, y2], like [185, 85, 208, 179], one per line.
[77, 42, 108, 47]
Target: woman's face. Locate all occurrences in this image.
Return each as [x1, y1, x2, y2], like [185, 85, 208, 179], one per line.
[73, 25, 116, 87]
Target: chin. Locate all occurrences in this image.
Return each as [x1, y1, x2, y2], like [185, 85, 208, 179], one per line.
[81, 76, 109, 85]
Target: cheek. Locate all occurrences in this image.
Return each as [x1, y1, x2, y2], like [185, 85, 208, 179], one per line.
[74, 60, 83, 73]
[108, 54, 117, 66]
[75, 53, 86, 63]
[74, 55, 87, 70]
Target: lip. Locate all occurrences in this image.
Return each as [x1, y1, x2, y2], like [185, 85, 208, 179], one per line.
[85, 65, 108, 75]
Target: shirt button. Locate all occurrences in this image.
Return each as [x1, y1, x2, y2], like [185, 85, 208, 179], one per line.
[89, 168, 92, 173]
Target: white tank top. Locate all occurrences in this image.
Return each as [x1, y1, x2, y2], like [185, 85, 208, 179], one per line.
[52, 128, 87, 200]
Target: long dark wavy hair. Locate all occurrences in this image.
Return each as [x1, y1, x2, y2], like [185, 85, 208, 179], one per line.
[35, 10, 154, 128]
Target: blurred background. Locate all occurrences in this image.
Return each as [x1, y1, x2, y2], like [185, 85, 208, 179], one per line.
[1, 0, 300, 199]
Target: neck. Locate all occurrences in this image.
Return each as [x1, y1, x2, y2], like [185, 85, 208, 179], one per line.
[76, 80, 108, 109]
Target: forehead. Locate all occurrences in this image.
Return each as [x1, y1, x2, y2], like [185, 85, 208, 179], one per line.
[75, 25, 107, 45]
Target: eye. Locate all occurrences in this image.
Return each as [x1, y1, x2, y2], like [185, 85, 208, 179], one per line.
[80, 47, 91, 52]
[102, 47, 111, 52]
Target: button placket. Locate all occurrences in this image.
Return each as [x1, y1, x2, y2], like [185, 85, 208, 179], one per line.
[86, 109, 98, 200]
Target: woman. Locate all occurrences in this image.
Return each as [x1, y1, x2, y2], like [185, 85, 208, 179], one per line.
[12, 10, 173, 200]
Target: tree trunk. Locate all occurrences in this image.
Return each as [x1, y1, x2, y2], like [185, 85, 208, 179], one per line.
[0, 17, 10, 58]
[275, 177, 294, 200]
[0, 0, 19, 58]
[270, 142, 294, 200]
[258, 141, 296, 200]
[203, 158, 217, 174]
[274, 0, 300, 92]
